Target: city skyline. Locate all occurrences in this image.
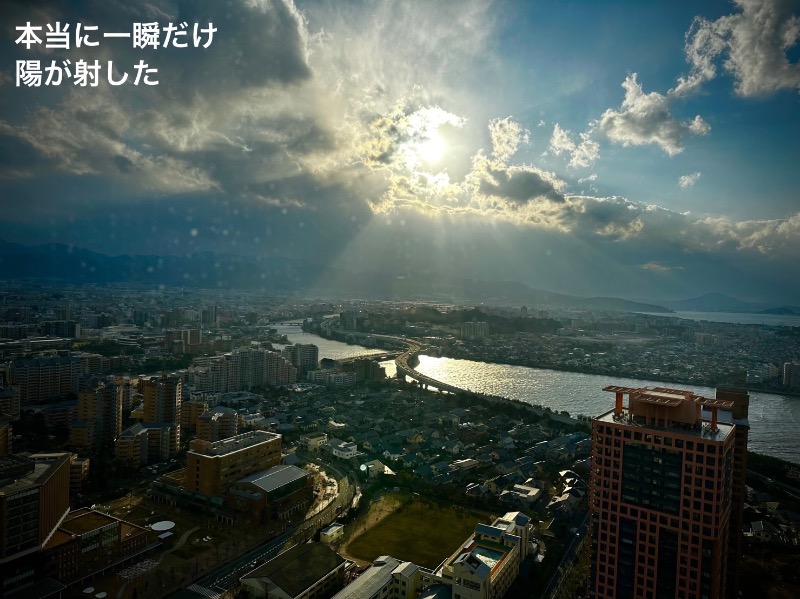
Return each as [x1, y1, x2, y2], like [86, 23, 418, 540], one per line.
[2, 0, 800, 302]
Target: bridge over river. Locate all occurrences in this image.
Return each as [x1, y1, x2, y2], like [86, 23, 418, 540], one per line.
[393, 341, 467, 394]
[328, 330, 558, 420]
[329, 331, 463, 393]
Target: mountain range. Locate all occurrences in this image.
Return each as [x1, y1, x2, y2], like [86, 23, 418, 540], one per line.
[0, 240, 796, 315]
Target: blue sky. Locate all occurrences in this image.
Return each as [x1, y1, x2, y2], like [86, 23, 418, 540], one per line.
[1, 0, 799, 302]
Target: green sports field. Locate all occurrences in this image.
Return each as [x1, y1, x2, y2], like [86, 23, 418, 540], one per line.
[346, 500, 491, 570]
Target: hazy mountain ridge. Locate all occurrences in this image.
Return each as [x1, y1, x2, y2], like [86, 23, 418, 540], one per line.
[758, 306, 800, 315]
[6, 239, 780, 315]
[659, 292, 786, 313]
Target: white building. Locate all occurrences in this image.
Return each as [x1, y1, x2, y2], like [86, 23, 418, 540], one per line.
[435, 512, 532, 599]
[327, 438, 358, 460]
[783, 362, 800, 388]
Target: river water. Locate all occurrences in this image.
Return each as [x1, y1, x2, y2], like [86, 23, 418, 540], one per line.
[272, 324, 800, 464]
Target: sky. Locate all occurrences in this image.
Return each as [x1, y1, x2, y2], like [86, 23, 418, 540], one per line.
[1, 0, 799, 303]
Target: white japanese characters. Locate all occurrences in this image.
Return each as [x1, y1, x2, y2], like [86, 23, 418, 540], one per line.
[13, 21, 217, 87]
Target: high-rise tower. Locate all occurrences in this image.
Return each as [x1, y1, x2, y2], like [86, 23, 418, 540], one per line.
[589, 385, 738, 599]
[141, 375, 182, 454]
[281, 344, 319, 378]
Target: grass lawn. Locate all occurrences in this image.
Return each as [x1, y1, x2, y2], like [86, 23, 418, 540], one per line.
[346, 500, 491, 569]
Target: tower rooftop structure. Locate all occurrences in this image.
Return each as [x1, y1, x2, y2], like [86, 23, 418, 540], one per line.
[599, 385, 734, 439]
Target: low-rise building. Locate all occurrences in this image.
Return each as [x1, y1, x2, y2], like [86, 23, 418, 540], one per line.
[298, 432, 328, 453]
[327, 439, 357, 460]
[330, 556, 421, 599]
[331, 512, 533, 599]
[320, 523, 345, 545]
[227, 464, 312, 523]
[435, 512, 531, 599]
[43, 508, 157, 583]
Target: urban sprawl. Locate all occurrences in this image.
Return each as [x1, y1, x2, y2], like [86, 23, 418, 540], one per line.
[1, 284, 799, 599]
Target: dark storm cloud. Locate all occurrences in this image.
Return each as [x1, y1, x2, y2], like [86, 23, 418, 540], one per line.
[0, 0, 325, 211]
[477, 165, 565, 205]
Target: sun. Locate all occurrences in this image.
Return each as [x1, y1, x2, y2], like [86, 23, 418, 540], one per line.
[417, 132, 446, 164]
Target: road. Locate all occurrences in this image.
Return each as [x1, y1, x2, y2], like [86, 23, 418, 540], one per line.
[172, 529, 295, 598]
[541, 511, 589, 599]
[748, 470, 800, 501]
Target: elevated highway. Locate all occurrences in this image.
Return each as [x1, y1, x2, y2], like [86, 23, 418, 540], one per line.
[336, 351, 401, 364]
[333, 329, 555, 417]
[327, 329, 474, 395]
[392, 339, 467, 394]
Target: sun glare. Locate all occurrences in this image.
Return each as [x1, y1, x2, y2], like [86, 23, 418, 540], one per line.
[401, 106, 464, 173]
[418, 132, 446, 164]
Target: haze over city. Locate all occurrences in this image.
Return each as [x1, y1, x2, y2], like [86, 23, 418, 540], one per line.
[2, 0, 800, 303]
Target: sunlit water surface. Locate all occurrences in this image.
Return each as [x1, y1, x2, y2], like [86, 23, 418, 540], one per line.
[272, 324, 800, 464]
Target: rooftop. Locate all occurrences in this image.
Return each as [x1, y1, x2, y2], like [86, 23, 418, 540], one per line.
[596, 409, 734, 442]
[243, 542, 345, 598]
[417, 584, 452, 599]
[0, 453, 70, 494]
[451, 548, 491, 580]
[61, 508, 118, 536]
[331, 556, 401, 599]
[195, 430, 280, 456]
[43, 529, 74, 550]
[0, 454, 34, 481]
[598, 385, 736, 441]
[239, 464, 308, 493]
[603, 385, 734, 410]
[321, 522, 344, 534]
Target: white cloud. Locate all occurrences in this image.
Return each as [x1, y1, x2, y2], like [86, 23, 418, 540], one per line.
[549, 123, 599, 168]
[489, 117, 529, 162]
[598, 74, 710, 155]
[641, 261, 683, 272]
[678, 172, 702, 188]
[590, 0, 798, 162]
[684, 0, 800, 97]
[691, 213, 800, 255]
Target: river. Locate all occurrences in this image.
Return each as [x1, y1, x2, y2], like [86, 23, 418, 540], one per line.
[272, 324, 800, 464]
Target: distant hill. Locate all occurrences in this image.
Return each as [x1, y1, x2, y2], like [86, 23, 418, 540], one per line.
[758, 306, 799, 315]
[661, 292, 766, 313]
[569, 296, 672, 314]
[0, 239, 672, 313]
